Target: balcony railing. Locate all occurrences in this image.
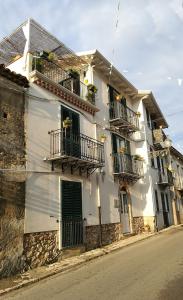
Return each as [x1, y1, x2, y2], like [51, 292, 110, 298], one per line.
[48, 129, 105, 168]
[109, 102, 139, 131]
[32, 57, 95, 105]
[113, 153, 143, 179]
[158, 170, 174, 186]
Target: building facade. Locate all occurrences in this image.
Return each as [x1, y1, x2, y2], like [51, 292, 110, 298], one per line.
[0, 18, 181, 274]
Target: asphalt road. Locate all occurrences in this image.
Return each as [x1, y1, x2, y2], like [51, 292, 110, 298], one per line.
[2, 227, 183, 300]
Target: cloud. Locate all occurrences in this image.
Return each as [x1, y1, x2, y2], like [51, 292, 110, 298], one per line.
[0, 0, 182, 150]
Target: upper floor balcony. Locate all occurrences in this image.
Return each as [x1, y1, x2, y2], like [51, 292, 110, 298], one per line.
[109, 102, 139, 132]
[30, 55, 98, 116]
[46, 129, 105, 175]
[158, 170, 174, 187]
[113, 153, 143, 183]
[174, 174, 183, 191]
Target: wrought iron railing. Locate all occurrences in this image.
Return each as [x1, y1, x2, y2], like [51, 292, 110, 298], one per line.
[113, 153, 143, 177]
[49, 129, 105, 165]
[158, 170, 174, 185]
[62, 219, 84, 248]
[109, 102, 139, 129]
[32, 57, 95, 104]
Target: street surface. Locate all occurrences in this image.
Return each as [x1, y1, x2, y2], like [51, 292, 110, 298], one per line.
[2, 227, 183, 300]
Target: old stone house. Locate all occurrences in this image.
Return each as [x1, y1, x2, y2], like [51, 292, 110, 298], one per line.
[0, 65, 29, 277]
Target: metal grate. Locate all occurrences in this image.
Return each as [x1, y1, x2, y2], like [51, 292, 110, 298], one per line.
[62, 219, 84, 248]
[113, 153, 143, 177]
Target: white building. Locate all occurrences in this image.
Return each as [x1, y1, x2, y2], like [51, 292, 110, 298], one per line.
[0, 18, 179, 269]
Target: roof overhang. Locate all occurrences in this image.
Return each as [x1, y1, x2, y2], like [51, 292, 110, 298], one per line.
[77, 49, 138, 99]
[137, 90, 168, 128]
[170, 146, 183, 163]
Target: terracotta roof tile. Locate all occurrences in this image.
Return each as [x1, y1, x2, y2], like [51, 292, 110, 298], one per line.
[0, 64, 29, 88]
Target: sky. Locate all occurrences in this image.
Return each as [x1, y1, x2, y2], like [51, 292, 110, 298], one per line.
[0, 0, 183, 151]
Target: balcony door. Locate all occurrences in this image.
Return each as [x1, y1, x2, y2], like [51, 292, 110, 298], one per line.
[61, 106, 81, 158]
[120, 190, 131, 234]
[161, 193, 169, 228]
[112, 134, 132, 173]
[108, 85, 127, 120]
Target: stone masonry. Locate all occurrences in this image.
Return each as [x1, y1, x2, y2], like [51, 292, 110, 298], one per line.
[0, 72, 28, 278]
[85, 223, 122, 251]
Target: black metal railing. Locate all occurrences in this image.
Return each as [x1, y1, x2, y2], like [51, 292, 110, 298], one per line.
[113, 153, 143, 177]
[109, 102, 139, 129]
[49, 129, 105, 165]
[62, 219, 84, 248]
[158, 170, 174, 185]
[32, 57, 95, 104]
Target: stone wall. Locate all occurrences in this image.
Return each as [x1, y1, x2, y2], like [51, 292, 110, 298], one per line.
[132, 217, 144, 234]
[23, 231, 60, 269]
[0, 77, 26, 278]
[85, 223, 122, 251]
[132, 216, 156, 233]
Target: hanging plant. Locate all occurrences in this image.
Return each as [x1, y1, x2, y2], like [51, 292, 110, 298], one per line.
[133, 154, 144, 161]
[118, 147, 126, 154]
[32, 57, 43, 72]
[100, 134, 107, 143]
[63, 117, 72, 128]
[86, 84, 98, 104]
[136, 112, 141, 118]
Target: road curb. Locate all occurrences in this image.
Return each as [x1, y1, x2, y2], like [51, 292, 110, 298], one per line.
[0, 225, 182, 297]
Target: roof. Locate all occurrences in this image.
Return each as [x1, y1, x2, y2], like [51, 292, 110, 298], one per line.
[170, 146, 183, 163]
[0, 64, 29, 87]
[138, 90, 168, 128]
[77, 49, 138, 97]
[0, 18, 85, 68]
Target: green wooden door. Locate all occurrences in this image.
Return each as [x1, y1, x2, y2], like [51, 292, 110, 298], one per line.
[61, 180, 83, 247]
[61, 106, 81, 158]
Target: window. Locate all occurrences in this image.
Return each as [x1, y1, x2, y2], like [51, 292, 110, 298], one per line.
[155, 190, 159, 213]
[146, 108, 152, 129]
[165, 194, 169, 212]
[150, 147, 155, 168]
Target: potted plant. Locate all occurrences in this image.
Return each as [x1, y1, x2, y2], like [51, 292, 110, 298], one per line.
[100, 134, 107, 143]
[118, 147, 126, 154]
[86, 84, 98, 104]
[68, 69, 80, 79]
[39, 50, 49, 59]
[133, 154, 144, 161]
[63, 117, 72, 129]
[136, 112, 141, 117]
[48, 52, 57, 62]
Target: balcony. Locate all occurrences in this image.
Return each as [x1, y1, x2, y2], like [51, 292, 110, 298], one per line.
[158, 170, 174, 187]
[174, 175, 183, 191]
[47, 129, 105, 175]
[113, 153, 143, 182]
[109, 102, 139, 132]
[30, 56, 98, 116]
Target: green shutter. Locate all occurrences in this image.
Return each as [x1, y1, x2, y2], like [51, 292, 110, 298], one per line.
[62, 181, 82, 220]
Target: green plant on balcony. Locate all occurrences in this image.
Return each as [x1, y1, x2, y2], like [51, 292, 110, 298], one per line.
[86, 84, 97, 104]
[63, 117, 72, 129]
[68, 69, 80, 79]
[134, 154, 144, 161]
[48, 52, 57, 61]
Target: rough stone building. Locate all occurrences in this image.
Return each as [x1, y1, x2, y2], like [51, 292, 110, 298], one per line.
[0, 65, 29, 278]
